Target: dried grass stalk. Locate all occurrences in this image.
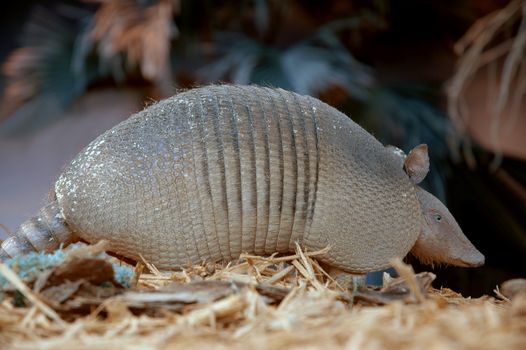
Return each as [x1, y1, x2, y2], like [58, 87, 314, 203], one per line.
[87, 0, 179, 93]
[1, 245, 525, 349]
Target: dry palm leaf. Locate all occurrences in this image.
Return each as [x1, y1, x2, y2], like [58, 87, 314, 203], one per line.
[87, 0, 179, 94]
[446, 0, 526, 168]
[0, 5, 92, 125]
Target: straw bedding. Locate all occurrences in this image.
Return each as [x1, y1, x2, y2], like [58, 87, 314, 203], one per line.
[0, 241, 525, 350]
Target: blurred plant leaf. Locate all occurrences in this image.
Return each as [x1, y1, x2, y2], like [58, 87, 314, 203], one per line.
[199, 16, 374, 99]
[280, 30, 373, 98]
[0, 1, 181, 134]
[198, 32, 267, 85]
[83, 0, 179, 94]
[254, 0, 270, 36]
[0, 5, 96, 134]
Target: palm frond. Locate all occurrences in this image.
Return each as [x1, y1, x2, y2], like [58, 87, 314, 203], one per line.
[197, 32, 268, 85]
[446, 0, 526, 168]
[280, 30, 373, 98]
[198, 22, 374, 99]
[85, 0, 179, 93]
[0, 5, 94, 133]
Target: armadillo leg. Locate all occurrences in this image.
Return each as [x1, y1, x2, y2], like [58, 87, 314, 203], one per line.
[324, 264, 367, 290]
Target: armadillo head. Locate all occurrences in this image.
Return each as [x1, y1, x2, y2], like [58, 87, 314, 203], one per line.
[411, 187, 485, 267]
[391, 144, 485, 268]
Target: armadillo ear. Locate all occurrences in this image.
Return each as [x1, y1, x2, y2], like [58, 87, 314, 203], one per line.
[403, 144, 429, 184]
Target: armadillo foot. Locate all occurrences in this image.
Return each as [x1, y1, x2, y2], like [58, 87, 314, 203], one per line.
[321, 264, 367, 290]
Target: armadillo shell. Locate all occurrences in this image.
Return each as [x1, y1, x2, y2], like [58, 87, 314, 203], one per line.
[55, 85, 421, 272]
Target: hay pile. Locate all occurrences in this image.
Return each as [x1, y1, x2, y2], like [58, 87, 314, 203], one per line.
[0, 242, 525, 350]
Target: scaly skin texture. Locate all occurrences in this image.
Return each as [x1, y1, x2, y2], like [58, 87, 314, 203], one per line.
[2, 85, 483, 274]
[50, 85, 421, 272]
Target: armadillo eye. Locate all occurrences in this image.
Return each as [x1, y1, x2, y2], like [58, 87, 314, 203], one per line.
[434, 214, 442, 222]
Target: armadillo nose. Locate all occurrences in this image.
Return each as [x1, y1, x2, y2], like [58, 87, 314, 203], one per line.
[461, 249, 485, 267]
[472, 251, 485, 267]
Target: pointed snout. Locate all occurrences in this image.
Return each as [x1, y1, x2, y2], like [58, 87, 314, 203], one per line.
[446, 228, 486, 268]
[450, 248, 485, 268]
[413, 187, 486, 269]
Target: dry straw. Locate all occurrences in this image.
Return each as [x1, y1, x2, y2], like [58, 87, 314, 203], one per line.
[0, 242, 525, 350]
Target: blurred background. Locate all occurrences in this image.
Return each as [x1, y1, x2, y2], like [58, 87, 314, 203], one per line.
[0, 0, 525, 297]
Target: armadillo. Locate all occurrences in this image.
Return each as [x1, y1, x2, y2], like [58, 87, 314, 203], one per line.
[0, 85, 484, 273]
